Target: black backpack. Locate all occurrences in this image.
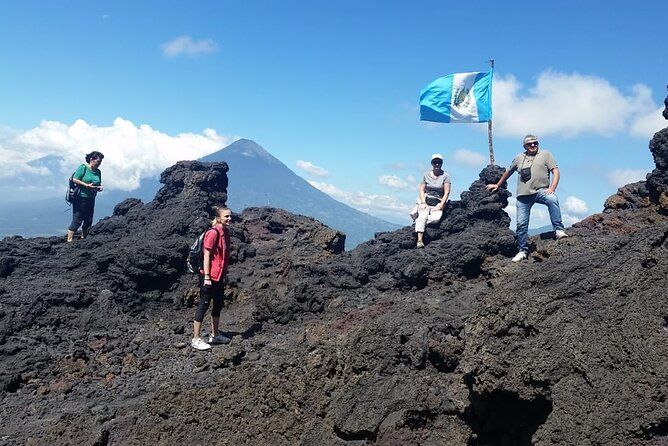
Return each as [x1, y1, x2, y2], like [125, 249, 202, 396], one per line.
[65, 175, 81, 204]
[187, 228, 219, 274]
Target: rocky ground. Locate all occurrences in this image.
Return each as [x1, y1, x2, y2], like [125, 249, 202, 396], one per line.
[1, 129, 667, 446]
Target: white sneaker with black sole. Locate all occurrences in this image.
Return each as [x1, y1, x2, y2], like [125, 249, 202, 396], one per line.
[512, 251, 528, 262]
[555, 229, 569, 240]
[191, 337, 211, 350]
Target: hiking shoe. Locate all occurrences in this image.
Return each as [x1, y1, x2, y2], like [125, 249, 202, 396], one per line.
[208, 333, 231, 345]
[416, 241, 425, 248]
[512, 251, 528, 262]
[555, 229, 569, 240]
[191, 338, 211, 351]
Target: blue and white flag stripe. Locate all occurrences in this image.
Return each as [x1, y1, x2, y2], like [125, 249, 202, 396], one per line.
[419, 70, 493, 123]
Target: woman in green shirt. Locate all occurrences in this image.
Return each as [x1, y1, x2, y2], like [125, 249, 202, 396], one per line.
[67, 151, 104, 242]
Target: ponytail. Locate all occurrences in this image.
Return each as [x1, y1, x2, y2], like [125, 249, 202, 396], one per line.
[211, 206, 231, 226]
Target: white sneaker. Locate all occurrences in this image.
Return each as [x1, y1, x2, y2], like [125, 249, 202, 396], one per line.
[512, 251, 528, 262]
[191, 337, 211, 351]
[416, 240, 425, 248]
[208, 333, 231, 345]
[555, 229, 569, 240]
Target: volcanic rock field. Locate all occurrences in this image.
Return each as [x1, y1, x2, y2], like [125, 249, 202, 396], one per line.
[1, 128, 667, 445]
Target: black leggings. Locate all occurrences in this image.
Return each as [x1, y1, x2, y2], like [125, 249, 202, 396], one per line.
[69, 197, 95, 232]
[194, 277, 225, 322]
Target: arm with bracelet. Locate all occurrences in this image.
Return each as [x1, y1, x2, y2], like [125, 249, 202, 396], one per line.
[203, 248, 212, 286]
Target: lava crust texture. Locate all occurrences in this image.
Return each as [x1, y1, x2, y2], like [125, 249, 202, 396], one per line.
[1, 129, 667, 446]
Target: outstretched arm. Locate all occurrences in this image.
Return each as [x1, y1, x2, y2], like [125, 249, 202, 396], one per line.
[485, 170, 512, 192]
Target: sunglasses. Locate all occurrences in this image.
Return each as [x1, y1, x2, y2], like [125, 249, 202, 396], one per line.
[431, 159, 443, 165]
[525, 142, 539, 147]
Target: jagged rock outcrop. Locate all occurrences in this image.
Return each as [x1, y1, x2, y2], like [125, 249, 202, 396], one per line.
[1, 128, 667, 446]
[254, 165, 515, 324]
[0, 160, 342, 397]
[647, 129, 668, 209]
[460, 128, 668, 445]
[580, 128, 668, 236]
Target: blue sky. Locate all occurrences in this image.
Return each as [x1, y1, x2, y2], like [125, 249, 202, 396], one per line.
[1, 0, 667, 227]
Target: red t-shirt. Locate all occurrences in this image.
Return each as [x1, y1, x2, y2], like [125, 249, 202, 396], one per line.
[200, 225, 230, 282]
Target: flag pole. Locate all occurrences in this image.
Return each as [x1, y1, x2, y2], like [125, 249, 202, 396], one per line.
[487, 59, 495, 165]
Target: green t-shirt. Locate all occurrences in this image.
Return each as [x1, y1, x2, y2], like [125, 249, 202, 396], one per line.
[507, 150, 557, 197]
[73, 164, 102, 199]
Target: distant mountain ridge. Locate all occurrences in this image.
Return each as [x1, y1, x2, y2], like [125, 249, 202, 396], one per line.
[0, 139, 399, 248]
[200, 139, 400, 248]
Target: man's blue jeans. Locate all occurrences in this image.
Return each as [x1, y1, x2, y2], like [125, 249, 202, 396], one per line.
[516, 189, 565, 253]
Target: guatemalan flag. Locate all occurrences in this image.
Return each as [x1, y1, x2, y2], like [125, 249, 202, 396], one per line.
[419, 70, 493, 123]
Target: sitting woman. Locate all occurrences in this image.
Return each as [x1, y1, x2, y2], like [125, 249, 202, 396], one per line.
[410, 153, 451, 248]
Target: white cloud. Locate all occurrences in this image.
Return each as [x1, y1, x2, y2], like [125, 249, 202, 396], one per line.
[308, 180, 411, 222]
[308, 181, 344, 198]
[531, 208, 549, 225]
[629, 107, 667, 138]
[1, 118, 236, 190]
[561, 195, 590, 226]
[563, 196, 589, 215]
[504, 197, 517, 220]
[296, 160, 329, 177]
[451, 149, 487, 168]
[378, 174, 409, 190]
[161, 35, 218, 58]
[562, 214, 583, 227]
[606, 168, 647, 188]
[0, 158, 50, 179]
[494, 71, 660, 138]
